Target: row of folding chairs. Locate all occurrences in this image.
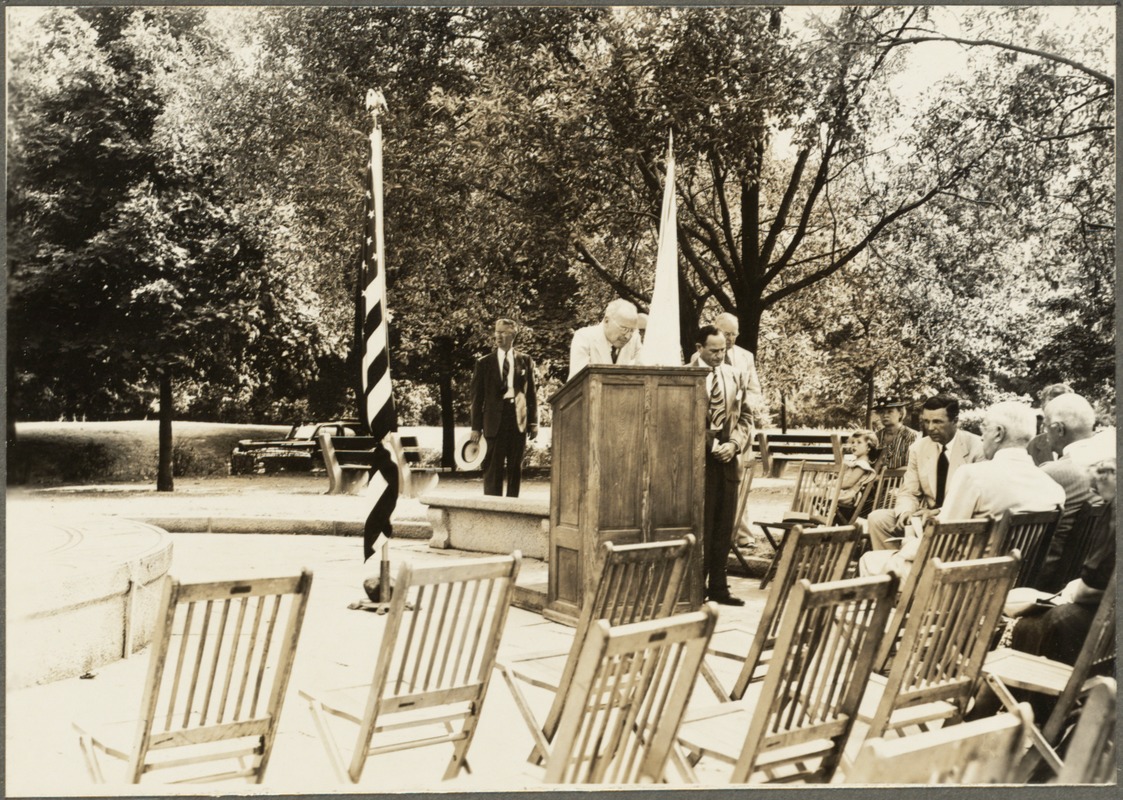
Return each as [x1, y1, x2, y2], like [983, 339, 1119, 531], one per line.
[692, 516, 1116, 785]
[70, 519, 1113, 786]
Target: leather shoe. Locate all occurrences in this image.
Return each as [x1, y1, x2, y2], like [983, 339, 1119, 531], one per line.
[708, 593, 745, 607]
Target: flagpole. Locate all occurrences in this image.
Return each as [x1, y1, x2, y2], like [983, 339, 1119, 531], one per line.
[359, 89, 399, 570]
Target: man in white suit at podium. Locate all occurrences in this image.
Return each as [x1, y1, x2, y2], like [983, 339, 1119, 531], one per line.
[567, 298, 642, 379]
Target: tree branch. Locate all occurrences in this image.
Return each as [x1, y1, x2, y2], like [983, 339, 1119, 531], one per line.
[886, 34, 1114, 90]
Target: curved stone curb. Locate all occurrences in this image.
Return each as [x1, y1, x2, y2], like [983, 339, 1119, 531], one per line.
[134, 516, 431, 539]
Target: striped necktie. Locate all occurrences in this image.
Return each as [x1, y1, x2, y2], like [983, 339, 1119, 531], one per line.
[709, 367, 726, 430]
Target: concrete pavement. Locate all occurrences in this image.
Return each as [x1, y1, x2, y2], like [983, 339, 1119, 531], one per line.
[6, 474, 794, 794]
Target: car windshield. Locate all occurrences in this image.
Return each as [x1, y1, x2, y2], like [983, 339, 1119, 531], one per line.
[292, 425, 318, 439]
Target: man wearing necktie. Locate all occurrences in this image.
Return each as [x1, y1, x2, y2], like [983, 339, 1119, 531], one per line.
[470, 318, 538, 497]
[866, 393, 985, 552]
[696, 325, 754, 606]
[567, 299, 642, 380]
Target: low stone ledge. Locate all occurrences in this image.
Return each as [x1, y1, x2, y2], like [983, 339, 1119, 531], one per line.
[421, 492, 550, 561]
[136, 517, 431, 539]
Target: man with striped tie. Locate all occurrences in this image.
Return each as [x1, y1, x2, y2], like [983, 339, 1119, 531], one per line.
[696, 324, 755, 606]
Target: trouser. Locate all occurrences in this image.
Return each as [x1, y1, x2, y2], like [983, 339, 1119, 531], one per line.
[704, 455, 740, 597]
[482, 401, 525, 497]
[867, 508, 904, 551]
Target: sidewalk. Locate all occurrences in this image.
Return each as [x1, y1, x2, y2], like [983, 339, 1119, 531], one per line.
[5, 474, 794, 794]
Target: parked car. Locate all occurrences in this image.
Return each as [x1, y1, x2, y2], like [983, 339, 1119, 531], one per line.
[230, 420, 363, 474]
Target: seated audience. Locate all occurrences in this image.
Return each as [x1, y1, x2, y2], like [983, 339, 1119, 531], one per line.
[866, 394, 985, 552]
[1026, 383, 1072, 465]
[861, 401, 1065, 580]
[872, 395, 918, 471]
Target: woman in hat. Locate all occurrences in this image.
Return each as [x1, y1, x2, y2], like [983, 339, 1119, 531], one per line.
[872, 395, 918, 471]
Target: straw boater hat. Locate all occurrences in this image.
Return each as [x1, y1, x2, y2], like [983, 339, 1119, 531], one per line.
[455, 435, 488, 471]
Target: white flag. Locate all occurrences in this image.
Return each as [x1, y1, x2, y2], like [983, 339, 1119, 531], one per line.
[639, 132, 682, 366]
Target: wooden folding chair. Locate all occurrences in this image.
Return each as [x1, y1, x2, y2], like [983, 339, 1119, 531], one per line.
[981, 568, 1116, 780]
[858, 554, 1020, 742]
[842, 465, 907, 526]
[989, 506, 1064, 589]
[845, 702, 1035, 784]
[538, 606, 719, 784]
[299, 554, 520, 784]
[496, 536, 695, 763]
[677, 574, 899, 783]
[73, 571, 313, 784]
[1054, 677, 1115, 784]
[756, 461, 846, 588]
[874, 516, 1001, 671]
[1050, 501, 1112, 590]
[707, 525, 863, 701]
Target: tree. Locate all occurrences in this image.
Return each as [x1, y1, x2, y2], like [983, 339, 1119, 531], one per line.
[8, 7, 328, 487]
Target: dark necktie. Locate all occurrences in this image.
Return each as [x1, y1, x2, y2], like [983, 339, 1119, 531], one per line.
[500, 352, 509, 387]
[709, 367, 726, 430]
[935, 446, 949, 507]
[610, 346, 619, 364]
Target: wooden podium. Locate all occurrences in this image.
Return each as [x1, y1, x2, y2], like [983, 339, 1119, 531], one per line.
[545, 364, 707, 624]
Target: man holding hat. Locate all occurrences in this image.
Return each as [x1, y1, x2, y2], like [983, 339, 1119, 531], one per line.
[470, 318, 538, 497]
[872, 394, 918, 471]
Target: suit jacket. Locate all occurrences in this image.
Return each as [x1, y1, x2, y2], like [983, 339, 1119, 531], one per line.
[705, 363, 755, 480]
[689, 345, 764, 416]
[568, 324, 641, 380]
[894, 428, 985, 516]
[470, 349, 538, 438]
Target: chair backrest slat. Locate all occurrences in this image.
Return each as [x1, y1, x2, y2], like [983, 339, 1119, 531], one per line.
[847, 703, 1034, 784]
[545, 607, 718, 784]
[1053, 501, 1112, 588]
[538, 536, 695, 748]
[875, 516, 999, 670]
[788, 462, 845, 525]
[990, 506, 1064, 588]
[872, 467, 907, 511]
[128, 570, 313, 783]
[866, 555, 1019, 742]
[730, 575, 898, 783]
[731, 525, 863, 700]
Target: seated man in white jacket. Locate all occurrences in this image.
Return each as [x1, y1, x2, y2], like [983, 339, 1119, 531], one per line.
[861, 401, 1065, 580]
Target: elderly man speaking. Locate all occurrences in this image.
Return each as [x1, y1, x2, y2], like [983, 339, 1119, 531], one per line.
[861, 400, 1065, 579]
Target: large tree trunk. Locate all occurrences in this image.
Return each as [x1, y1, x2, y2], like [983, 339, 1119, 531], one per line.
[157, 370, 174, 492]
[438, 337, 456, 469]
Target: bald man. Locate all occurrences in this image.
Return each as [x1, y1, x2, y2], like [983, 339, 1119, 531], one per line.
[568, 298, 642, 380]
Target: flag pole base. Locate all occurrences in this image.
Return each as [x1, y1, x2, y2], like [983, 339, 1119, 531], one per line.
[347, 599, 414, 615]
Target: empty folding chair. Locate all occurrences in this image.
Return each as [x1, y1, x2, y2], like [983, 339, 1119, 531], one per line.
[73, 571, 313, 784]
[300, 555, 519, 783]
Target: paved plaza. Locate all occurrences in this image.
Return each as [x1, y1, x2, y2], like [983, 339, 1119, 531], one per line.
[6, 474, 792, 794]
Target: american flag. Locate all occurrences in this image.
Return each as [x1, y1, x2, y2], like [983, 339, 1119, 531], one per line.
[358, 89, 398, 562]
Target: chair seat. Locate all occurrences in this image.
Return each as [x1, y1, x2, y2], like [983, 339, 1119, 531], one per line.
[678, 686, 848, 778]
[983, 648, 1072, 696]
[856, 673, 958, 733]
[497, 651, 569, 693]
[73, 718, 137, 762]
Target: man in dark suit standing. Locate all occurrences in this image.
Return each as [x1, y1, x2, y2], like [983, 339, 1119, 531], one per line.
[470, 318, 538, 497]
[696, 324, 754, 606]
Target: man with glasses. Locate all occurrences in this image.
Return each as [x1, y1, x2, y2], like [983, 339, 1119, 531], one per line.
[861, 401, 1064, 579]
[567, 298, 641, 380]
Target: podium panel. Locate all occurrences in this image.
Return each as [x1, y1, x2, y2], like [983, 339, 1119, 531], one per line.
[546, 365, 707, 625]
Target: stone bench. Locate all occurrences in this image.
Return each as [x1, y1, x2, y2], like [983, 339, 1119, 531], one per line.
[421, 492, 550, 561]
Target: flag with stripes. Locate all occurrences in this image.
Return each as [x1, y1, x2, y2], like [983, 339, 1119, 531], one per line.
[358, 89, 399, 562]
[638, 131, 682, 366]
